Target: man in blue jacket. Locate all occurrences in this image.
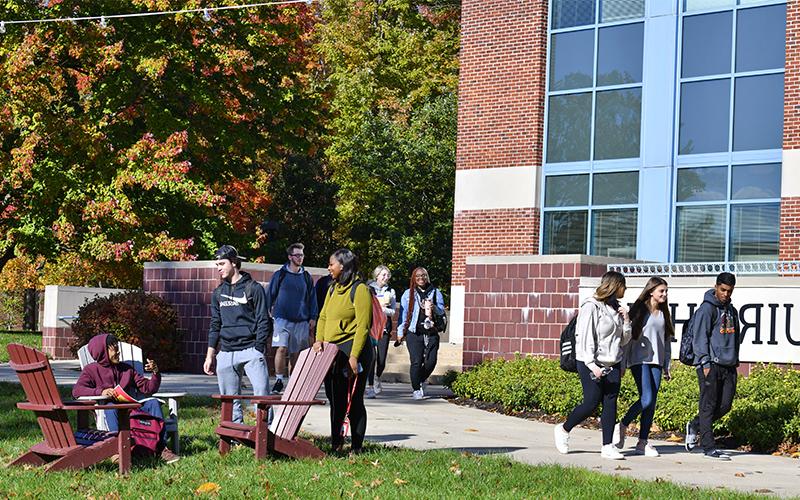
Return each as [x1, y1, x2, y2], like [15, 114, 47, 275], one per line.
[203, 245, 271, 424]
[268, 242, 318, 393]
[685, 272, 740, 460]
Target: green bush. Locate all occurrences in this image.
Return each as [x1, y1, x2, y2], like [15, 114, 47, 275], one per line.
[69, 290, 182, 371]
[451, 356, 799, 451]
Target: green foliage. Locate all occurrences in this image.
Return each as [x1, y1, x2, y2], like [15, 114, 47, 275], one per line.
[317, 0, 460, 289]
[69, 290, 181, 371]
[0, 382, 759, 499]
[452, 357, 800, 451]
[0, 0, 322, 273]
[0, 332, 42, 362]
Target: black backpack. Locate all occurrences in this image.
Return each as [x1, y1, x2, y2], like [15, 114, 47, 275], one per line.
[559, 315, 578, 372]
[678, 302, 717, 366]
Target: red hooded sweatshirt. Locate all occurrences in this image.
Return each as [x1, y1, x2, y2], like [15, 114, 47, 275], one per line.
[72, 334, 161, 398]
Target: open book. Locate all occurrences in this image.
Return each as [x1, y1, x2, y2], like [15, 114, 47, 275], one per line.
[109, 385, 157, 404]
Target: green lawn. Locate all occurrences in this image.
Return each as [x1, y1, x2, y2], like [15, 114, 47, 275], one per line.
[0, 382, 759, 499]
[0, 332, 42, 362]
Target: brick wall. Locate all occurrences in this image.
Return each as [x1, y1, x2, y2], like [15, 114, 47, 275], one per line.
[780, 197, 800, 260]
[462, 259, 608, 368]
[784, 0, 800, 149]
[143, 263, 326, 373]
[42, 326, 73, 360]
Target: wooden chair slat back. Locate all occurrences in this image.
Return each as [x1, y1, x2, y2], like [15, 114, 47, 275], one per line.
[7, 343, 77, 449]
[78, 341, 144, 374]
[271, 343, 338, 440]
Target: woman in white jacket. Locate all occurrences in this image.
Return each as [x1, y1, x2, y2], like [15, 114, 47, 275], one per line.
[554, 271, 631, 460]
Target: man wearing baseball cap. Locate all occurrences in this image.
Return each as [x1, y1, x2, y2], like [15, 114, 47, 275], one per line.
[203, 245, 271, 423]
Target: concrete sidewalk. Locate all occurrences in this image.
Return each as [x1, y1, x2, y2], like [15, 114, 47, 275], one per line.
[2, 360, 798, 497]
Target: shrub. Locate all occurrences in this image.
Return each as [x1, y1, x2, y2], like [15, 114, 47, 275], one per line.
[69, 290, 182, 371]
[450, 357, 799, 451]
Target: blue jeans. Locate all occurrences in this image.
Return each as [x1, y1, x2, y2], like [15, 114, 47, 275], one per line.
[621, 364, 662, 440]
[105, 398, 166, 444]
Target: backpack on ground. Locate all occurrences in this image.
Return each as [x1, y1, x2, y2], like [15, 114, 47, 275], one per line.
[559, 315, 578, 372]
[129, 409, 165, 456]
[329, 280, 387, 341]
[678, 303, 717, 366]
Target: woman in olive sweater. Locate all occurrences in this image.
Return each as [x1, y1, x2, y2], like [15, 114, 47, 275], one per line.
[313, 248, 373, 453]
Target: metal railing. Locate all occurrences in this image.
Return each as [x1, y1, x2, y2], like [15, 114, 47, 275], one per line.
[607, 261, 800, 277]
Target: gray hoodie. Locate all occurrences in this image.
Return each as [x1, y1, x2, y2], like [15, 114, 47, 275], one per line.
[691, 289, 740, 368]
[575, 298, 632, 370]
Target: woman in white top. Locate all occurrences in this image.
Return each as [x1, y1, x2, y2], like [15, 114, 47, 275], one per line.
[613, 276, 673, 457]
[554, 271, 632, 460]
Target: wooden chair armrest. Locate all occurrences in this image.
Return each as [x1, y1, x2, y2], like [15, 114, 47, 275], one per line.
[211, 394, 324, 406]
[63, 403, 142, 411]
[153, 392, 186, 399]
[17, 402, 141, 411]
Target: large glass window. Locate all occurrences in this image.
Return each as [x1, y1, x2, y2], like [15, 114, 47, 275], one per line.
[543, 172, 639, 256]
[546, 1, 644, 164]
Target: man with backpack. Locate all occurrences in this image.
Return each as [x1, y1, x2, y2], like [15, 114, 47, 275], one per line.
[268, 242, 318, 394]
[203, 245, 271, 424]
[684, 272, 741, 460]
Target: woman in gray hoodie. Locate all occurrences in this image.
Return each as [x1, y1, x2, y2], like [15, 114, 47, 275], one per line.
[554, 271, 631, 460]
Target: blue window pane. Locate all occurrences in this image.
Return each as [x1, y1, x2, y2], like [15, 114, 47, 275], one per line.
[675, 206, 726, 262]
[736, 5, 786, 72]
[732, 163, 781, 200]
[679, 79, 731, 155]
[543, 211, 588, 254]
[600, 0, 644, 23]
[547, 93, 592, 163]
[733, 74, 784, 152]
[594, 88, 642, 160]
[591, 209, 637, 258]
[677, 166, 728, 202]
[593, 171, 639, 205]
[730, 204, 779, 261]
[552, 0, 596, 29]
[682, 11, 732, 78]
[684, 0, 734, 12]
[597, 23, 644, 86]
[545, 174, 590, 207]
[550, 30, 594, 91]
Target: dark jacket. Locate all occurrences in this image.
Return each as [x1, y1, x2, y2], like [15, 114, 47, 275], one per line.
[692, 289, 740, 368]
[72, 334, 161, 398]
[268, 264, 318, 322]
[208, 271, 271, 353]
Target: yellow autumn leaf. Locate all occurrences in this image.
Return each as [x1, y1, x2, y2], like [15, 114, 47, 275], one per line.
[370, 479, 384, 487]
[195, 482, 221, 495]
[393, 478, 408, 485]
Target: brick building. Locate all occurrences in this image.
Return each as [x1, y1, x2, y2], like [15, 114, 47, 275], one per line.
[451, 0, 800, 367]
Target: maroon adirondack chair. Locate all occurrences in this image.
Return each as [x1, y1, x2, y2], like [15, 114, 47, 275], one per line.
[6, 343, 141, 474]
[213, 343, 338, 459]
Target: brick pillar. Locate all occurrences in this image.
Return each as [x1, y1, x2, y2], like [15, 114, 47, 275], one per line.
[462, 256, 608, 368]
[781, 0, 800, 260]
[143, 262, 327, 373]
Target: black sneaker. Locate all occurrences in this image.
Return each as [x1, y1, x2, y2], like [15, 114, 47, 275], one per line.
[271, 378, 284, 394]
[703, 449, 731, 461]
[685, 420, 698, 452]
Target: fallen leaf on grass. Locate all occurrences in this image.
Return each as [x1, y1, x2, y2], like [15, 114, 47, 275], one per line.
[370, 479, 384, 487]
[393, 478, 407, 486]
[616, 488, 633, 497]
[734, 473, 745, 478]
[311, 474, 320, 482]
[195, 482, 221, 496]
[264, 481, 271, 496]
[353, 481, 363, 488]
[371, 459, 380, 467]
[343, 471, 354, 477]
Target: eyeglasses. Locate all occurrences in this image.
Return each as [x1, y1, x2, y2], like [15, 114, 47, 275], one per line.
[290, 253, 304, 258]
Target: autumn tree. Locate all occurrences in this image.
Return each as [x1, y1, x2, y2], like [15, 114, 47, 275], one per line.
[0, 0, 322, 281]
[316, 0, 460, 290]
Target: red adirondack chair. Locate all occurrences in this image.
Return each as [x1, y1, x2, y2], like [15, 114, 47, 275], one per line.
[213, 343, 338, 459]
[6, 343, 141, 474]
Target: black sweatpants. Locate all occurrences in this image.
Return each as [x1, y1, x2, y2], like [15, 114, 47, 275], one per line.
[564, 362, 621, 445]
[406, 331, 439, 391]
[324, 339, 373, 451]
[367, 332, 391, 385]
[691, 364, 737, 451]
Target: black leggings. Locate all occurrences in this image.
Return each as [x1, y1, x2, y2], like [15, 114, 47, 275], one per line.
[324, 340, 373, 451]
[406, 332, 439, 390]
[367, 332, 391, 385]
[563, 362, 621, 445]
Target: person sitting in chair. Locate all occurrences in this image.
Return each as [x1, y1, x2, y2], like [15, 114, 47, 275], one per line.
[72, 333, 180, 463]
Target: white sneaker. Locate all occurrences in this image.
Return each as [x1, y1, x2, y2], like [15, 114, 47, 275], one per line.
[374, 378, 383, 395]
[612, 422, 627, 450]
[365, 387, 376, 399]
[601, 444, 625, 460]
[412, 389, 424, 400]
[634, 441, 659, 457]
[553, 424, 569, 454]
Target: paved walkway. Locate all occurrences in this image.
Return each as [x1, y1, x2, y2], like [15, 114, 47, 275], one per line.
[2, 360, 798, 497]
